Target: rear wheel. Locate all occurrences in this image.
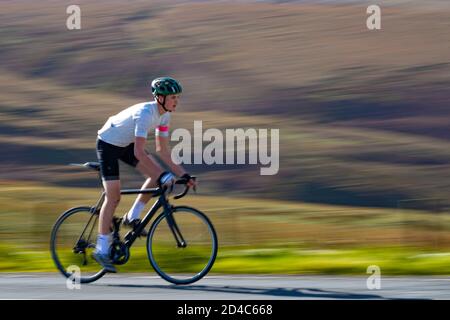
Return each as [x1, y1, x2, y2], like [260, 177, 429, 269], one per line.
[147, 206, 218, 285]
[50, 206, 106, 284]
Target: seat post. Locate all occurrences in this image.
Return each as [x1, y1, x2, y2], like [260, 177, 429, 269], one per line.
[97, 171, 104, 190]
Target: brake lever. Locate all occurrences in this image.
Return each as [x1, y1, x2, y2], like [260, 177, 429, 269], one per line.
[173, 176, 196, 199]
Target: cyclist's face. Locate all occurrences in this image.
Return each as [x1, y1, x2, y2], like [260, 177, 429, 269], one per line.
[161, 94, 180, 112]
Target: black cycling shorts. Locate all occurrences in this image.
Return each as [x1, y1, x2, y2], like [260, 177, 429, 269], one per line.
[96, 138, 139, 181]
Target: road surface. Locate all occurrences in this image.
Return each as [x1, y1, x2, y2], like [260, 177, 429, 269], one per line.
[1, 274, 449, 299]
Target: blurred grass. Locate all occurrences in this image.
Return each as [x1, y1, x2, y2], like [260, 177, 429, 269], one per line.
[0, 182, 449, 274]
[1, 243, 450, 275]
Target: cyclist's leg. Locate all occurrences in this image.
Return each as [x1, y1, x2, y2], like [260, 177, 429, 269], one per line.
[94, 179, 120, 272]
[94, 138, 123, 272]
[120, 143, 163, 220]
[136, 165, 158, 199]
[123, 176, 153, 223]
[120, 142, 161, 196]
[96, 138, 123, 236]
[121, 159, 162, 222]
[99, 179, 121, 235]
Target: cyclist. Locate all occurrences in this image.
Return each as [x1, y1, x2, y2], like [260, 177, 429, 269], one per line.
[94, 77, 196, 272]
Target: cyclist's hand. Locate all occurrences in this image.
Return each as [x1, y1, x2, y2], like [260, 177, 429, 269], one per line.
[187, 178, 197, 188]
[181, 173, 197, 189]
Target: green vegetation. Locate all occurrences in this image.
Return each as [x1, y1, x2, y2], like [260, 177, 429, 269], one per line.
[1, 243, 450, 275]
[0, 183, 448, 274]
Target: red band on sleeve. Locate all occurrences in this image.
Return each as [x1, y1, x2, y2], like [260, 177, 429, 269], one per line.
[158, 126, 169, 132]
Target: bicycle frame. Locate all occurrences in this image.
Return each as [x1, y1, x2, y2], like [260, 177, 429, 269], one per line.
[88, 186, 185, 251]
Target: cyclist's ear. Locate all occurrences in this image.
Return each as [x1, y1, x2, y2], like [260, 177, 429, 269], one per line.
[155, 95, 164, 104]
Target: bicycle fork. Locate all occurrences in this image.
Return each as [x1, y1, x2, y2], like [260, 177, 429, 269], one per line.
[165, 208, 187, 248]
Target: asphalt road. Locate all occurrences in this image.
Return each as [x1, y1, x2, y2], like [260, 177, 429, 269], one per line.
[1, 274, 449, 300]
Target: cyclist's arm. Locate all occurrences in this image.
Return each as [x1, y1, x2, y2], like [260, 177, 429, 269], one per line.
[134, 137, 163, 174]
[155, 135, 187, 177]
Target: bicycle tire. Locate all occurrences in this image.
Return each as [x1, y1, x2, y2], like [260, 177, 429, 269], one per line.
[50, 206, 106, 284]
[146, 206, 218, 285]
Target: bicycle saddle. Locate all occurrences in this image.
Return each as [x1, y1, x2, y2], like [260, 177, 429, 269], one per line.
[70, 162, 101, 172]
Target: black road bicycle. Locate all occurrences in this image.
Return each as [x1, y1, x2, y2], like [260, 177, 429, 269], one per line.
[50, 162, 218, 285]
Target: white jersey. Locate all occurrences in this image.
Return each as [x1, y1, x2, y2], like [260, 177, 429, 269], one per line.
[97, 101, 170, 147]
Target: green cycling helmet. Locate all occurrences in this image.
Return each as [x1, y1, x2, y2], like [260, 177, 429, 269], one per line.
[151, 77, 182, 96]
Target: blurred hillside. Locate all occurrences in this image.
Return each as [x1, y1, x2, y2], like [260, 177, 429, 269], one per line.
[1, 0, 450, 208]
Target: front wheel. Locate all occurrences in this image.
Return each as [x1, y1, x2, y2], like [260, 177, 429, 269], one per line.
[147, 206, 218, 285]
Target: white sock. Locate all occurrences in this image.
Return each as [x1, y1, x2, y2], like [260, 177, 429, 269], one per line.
[96, 233, 112, 255]
[127, 200, 146, 221]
